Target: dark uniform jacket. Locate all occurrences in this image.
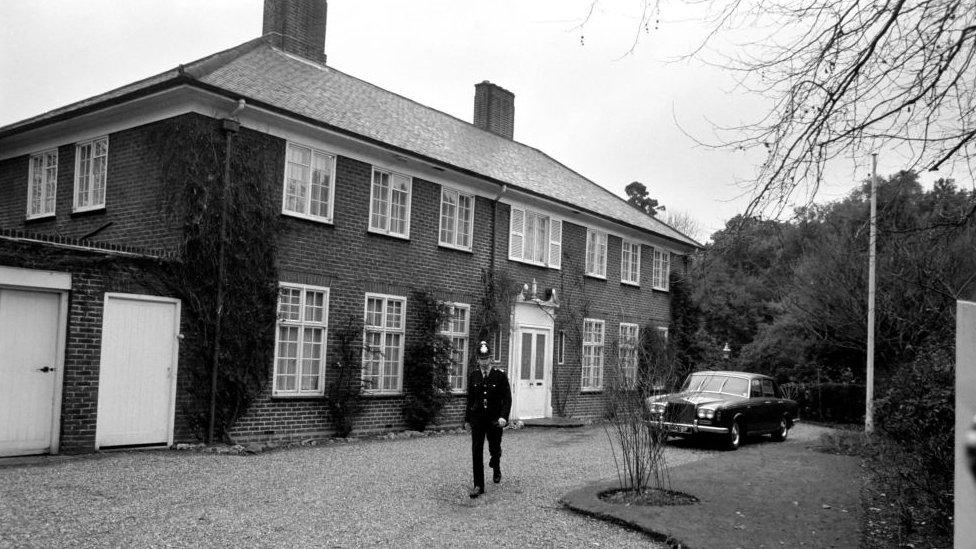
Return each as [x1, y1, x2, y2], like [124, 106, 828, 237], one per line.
[465, 367, 512, 424]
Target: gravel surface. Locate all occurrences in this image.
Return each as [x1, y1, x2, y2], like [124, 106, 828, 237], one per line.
[0, 423, 825, 548]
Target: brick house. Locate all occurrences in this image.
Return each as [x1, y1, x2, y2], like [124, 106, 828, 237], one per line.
[0, 0, 699, 455]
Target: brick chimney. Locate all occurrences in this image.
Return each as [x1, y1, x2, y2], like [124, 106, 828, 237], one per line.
[263, 0, 328, 64]
[474, 81, 515, 140]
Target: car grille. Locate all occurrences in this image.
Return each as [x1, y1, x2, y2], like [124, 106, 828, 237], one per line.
[664, 402, 696, 424]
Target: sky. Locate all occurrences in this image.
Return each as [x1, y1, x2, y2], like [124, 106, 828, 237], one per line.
[0, 1, 953, 240]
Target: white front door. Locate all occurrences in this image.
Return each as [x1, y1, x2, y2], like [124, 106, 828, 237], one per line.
[515, 328, 551, 420]
[0, 289, 62, 457]
[96, 294, 180, 448]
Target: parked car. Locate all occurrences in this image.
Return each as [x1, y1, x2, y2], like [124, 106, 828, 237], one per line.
[646, 371, 799, 450]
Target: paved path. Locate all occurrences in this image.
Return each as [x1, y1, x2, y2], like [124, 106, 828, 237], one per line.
[0, 425, 718, 548]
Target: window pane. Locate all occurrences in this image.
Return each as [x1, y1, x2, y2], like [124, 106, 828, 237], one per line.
[386, 300, 403, 329]
[535, 333, 546, 380]
[304, 290, 325, 323]
[309, 151, 332, 218]
[520, 332, 532, 380]
[278, 288, 302, 320]
[371, 171, 390, 230]
[440, 190, 456, 244]
[457, 194, 472, 247]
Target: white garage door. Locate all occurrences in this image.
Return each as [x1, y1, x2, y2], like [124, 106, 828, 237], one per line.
[0, 289, 63, 457]
[96, 294, 180, 448]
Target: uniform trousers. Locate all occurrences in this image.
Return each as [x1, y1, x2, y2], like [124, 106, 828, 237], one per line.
[470, 419, 503, 489]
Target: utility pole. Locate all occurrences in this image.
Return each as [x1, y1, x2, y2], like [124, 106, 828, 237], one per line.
[865, 154, 878, 434]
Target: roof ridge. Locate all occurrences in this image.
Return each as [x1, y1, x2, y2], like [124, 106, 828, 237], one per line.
[182, 36, 269, 80]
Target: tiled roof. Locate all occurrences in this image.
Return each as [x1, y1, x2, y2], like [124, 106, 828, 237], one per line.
[1, 38, 700, 248]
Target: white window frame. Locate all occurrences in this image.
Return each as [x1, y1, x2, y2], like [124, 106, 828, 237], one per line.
[440, 302, 471, 393]
[272, 283, 330, 397]
[438, 187, 475, 251]
[619, 323, 640, 385]
[368, 167, 412, 239]
[27, 149, 58, 220]
[581, 318, 605, 391]
[508, 206, 562, 269]
[73, 136, 108, 213]
[620, 240, 641, 286]
[652, 248, 671, 291]
[657, 326, 669, 343]
[585, 229, 608, 279]
[362, 293, 407, 394]
[281, 142, 337, 223]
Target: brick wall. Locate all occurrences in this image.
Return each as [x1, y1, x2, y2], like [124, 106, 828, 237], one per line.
[0, 116, 193, 253]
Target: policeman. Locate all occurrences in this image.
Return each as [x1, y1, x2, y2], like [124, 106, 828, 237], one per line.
[465, 340, 512, 498]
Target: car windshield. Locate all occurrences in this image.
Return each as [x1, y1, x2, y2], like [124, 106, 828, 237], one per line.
[681, 374, 749, 397]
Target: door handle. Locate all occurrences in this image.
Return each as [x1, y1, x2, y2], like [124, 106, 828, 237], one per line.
[37, 366, 56, 373]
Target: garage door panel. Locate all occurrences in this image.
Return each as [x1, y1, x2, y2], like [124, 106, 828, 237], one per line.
[0, 290, 61, 456]
[96, 295, 179, 448]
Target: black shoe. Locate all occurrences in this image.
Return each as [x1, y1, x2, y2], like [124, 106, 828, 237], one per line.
[492, 466, 501, 484]
[469, 486, 484, 498]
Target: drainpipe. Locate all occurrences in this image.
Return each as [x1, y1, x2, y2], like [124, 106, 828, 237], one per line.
[489, 184, 508, 272]
[208, 100, 246, 445]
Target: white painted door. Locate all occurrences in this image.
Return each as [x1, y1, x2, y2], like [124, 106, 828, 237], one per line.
[515, 328, 551, 419]
[96, 295, 179, 448]
[0, 289, 61, 457]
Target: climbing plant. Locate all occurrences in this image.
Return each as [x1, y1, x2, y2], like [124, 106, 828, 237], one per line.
[147, 114, 281, 442]
[402, 290, 453, 431]
[326, 316, 367, 437]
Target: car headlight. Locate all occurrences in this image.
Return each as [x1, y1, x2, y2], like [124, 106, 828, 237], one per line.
[650, 402, 666, 414]
[697, 407, 716, 420]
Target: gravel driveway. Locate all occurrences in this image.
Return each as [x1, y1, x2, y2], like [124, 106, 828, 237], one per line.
[0, 423, 826, 548]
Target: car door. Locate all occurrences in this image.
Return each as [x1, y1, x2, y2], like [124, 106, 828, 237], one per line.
[760, 379, 780, 430]
[748, 379, 771, 431]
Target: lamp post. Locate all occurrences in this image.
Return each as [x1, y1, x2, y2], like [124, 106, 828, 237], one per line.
[722, 342, 731, 362]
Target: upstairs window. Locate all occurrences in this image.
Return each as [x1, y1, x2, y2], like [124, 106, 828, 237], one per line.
[74, 137, 108, 212]
[283, 142, 335, 222]
[652, 248, 671, 291]
[585, 229, 607, 278]
[508, 207, 562, 269]
[440, 303, 470, 392]
[439, 187, 474, 250]
[369, 168, 412, 238]
[273, 284, 329, 396]
[581, 318, 605, 391]
[620, 240, 641, 286]
[362, 293, 406, 393]
[27, 150, 58, 219]
[618, 323, 640, 385]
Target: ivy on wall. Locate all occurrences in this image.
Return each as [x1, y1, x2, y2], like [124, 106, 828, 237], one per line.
[402, 290, 453, 431]
[147, 115, 281, 442]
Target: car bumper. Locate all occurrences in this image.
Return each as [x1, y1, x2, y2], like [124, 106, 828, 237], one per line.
[658, 420, 729, 435]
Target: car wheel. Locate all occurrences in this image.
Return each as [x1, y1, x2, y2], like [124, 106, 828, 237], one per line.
[771, 417, 788, 442]
[727, 420, 742, 450]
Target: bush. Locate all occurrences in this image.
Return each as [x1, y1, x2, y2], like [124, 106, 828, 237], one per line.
[874, 343, 953, 535]
[793, 382, 865, 423]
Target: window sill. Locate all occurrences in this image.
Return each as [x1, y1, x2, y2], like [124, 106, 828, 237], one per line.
[621, 280, 641, 288]
[71, 206, 106, 218]
[438, 242, 473, 253]
[362, 391, 403, 398]
[25, 213, 56, 223]
[367, 228, 410, 241]
[271, 393, 325, 400]
[508, 257, 557, 270]
[652, 286, 670, 293]
[282, 210, 334, 225]
[581, 388, 604, 394]
[585, 272, 607, 281]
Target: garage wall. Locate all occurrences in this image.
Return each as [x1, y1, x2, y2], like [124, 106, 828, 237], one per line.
[0, 235, 186, 453]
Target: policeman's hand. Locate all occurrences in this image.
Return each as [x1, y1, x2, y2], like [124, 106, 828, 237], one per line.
[464, 422, 471, 431]
[497, 418, 507, 428]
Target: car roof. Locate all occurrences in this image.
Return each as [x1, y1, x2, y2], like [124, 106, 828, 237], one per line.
[688, 371, 773, 381]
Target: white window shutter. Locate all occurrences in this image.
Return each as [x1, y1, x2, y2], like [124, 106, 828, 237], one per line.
[548, 218, 562, 269]
[509, 207, 525, 261]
